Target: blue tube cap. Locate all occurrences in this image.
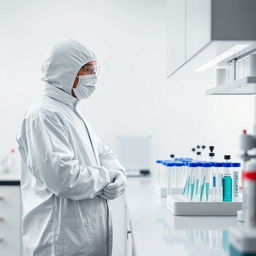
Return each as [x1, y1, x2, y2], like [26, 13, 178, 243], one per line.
[223, 162, 232, 168]
[174, 162, 184, 167]
[166, 162, 175, 167]
[156, 160, 163, 164]
[188, 162, 198, 167]
[213, 162, 223, 167]
[232, 162, 241, 167]
[202, 162, 212, 168]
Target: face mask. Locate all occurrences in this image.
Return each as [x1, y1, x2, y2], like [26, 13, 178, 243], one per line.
[73, 74, 97, 99]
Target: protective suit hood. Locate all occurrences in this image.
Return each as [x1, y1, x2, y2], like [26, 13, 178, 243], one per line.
[41, 39, 97, 94]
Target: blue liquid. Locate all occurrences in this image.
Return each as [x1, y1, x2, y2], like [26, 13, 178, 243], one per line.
[213, 176, 216, 187]
[186, 176, 190, 196]
[223, 176, 232, 202]
[195, 179, 199, 195]
[205, 183, 209, 201]
[200, 177, 205, 201]
[182, 179, 188, 195]
[190, 183, 194, 201]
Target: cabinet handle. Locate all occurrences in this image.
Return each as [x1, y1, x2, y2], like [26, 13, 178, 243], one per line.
[0, 217, 4, 221]
[0, 196, 4, 201]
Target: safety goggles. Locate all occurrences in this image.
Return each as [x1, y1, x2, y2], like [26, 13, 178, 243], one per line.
[82, 64, 100, 74]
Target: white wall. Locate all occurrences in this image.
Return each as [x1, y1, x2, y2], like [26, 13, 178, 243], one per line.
[0, 0, 254, 167]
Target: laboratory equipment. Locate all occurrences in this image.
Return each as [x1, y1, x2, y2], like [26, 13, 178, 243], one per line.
[167, 159, 242, 216]
[0, 149, 16, 174]
[155, 160, 168, 197]
[232, 162, 241, 202]
[229, 129, 256, 255]
[229, 159, 256, 255]
[245, 159, 256, 228]
[223, 162, 232, 202]
[155, 160, 163, 190]
[200, 162, 212, 202]
[212, 162, 223, 202]
[187, 162, 197, 201]
[216, 68, 227, 86]
[167, 162, 183, 195]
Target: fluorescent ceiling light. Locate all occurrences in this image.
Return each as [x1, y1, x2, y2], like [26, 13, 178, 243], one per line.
[196, 44, 250, 72]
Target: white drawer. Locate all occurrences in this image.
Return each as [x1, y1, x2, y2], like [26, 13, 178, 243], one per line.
[0, 186, 20, 208]
[0, 227, 20, 251]
[0, 207, 20, 228]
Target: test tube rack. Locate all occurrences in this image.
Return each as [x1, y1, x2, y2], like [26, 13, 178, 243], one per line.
[167, 195, 242, 216]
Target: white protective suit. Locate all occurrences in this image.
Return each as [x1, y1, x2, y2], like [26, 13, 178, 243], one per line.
[16, 39, 126, 256]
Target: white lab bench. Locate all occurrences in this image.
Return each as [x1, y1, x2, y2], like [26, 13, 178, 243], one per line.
[126, 176, 239, 256]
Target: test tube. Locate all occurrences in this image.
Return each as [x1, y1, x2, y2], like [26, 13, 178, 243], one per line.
[232, 162, 241, 202]
[155, 160, 163, 187]
[182, 162, 190, 196]
[223, 162, 232, 202]
[166, 162, 175, 196]
[204, 162, 212, 201]
[174, 162, 184, 188]
[212, 162, 223, 201]
[188, 162, 198, 201]
[195, 162, 203, 199]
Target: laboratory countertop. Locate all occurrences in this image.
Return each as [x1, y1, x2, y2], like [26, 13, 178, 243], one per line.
[126, 176, 240, 256]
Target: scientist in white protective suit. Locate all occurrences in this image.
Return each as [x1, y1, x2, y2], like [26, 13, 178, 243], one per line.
[16, 39, 127, 256]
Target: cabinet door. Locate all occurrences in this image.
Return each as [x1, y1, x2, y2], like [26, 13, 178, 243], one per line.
[167, 0, 186, 76]
[186, 0, 211, 60]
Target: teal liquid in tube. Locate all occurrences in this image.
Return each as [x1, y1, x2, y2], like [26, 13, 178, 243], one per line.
[205, 183, 210, 201]
[223, 176, 232, 202]
[222, 161, 232, 202]
[195, 179, 199, 195]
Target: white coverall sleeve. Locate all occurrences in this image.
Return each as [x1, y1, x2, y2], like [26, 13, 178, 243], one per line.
[98, 140, 127, 176]
[21, 113, 111, 200]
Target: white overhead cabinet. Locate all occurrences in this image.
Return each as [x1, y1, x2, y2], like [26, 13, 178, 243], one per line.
[167, 0, 186, 76]
[167, 0, 256, 79]
[185, 0, 211, 60]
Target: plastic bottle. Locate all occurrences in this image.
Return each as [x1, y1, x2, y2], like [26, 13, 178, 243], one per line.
[1, 149, 16, 174]
[223, 162, 232, 202]
[232, 162, 241, 202]
[244, 159, 256, 228]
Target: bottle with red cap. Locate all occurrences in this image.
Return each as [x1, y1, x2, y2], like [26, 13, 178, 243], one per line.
[1, 149, 16, 174]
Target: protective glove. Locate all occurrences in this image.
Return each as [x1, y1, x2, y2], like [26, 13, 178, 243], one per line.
[100, 171, 126, 200]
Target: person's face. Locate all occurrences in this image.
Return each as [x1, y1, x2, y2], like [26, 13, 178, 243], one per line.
[72, 61, 97, 97]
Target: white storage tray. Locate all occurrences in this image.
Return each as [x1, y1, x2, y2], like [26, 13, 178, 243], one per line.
[167, 194, 242, 216]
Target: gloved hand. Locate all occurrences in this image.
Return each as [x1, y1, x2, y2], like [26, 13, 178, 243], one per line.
[100, 170, 126, 200]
